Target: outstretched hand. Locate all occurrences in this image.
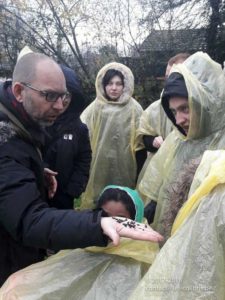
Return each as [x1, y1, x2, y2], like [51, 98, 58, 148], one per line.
[101, 217, 164, 246]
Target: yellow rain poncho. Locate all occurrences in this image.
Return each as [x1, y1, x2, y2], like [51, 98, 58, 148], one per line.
[139, 51, 225, 234]
[81, 62, 143, 208]
[0, 186, 159, 300]
[136, 100, 173, 191]
[0, 242, 159, 300]
[137, 98, 173, 140]
[130, 150, 225, 299]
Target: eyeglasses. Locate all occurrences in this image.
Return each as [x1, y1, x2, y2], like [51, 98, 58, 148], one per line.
[21, 82, 71, 106]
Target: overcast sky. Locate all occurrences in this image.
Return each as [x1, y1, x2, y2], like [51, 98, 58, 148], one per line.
[74, 0, 207, 55]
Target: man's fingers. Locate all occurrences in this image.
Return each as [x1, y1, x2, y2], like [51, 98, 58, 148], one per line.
[118, 226, 164, 242]
[44, 169, 57, 195]
[112, 217, 164, 243]
[51, 177, 57, 193]
[153, 136, 164, 148]
[101, 217, 120, 246]
[45, 170, 57, 199]
[109, 231, 120, 246]
[101, 217, 164, 245]
[44, 168, 58, 176]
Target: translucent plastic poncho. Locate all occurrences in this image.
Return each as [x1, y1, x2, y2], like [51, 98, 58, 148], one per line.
[139, 52, 225, 234]
[0, 239, 158, 300]
[130, 150, 225, 299]
[135, 87, 173, 193]
[0, 185, 159, 300]
[81, 62, 143, 208]
[0, 238, 159, 300]
[137, 98, 173, 140]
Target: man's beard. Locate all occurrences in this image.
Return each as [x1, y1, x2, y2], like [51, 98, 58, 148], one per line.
[22, 95, 56, 128]
[36, 119, 55, 128]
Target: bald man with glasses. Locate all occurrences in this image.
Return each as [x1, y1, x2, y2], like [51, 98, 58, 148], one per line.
[0, 52, 163, 286]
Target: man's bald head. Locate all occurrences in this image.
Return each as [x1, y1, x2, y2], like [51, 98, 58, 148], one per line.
[12, 53, 62, 85]
[12, 53, 67, 127]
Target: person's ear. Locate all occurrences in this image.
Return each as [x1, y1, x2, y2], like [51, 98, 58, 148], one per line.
[12, 82, 25, 103]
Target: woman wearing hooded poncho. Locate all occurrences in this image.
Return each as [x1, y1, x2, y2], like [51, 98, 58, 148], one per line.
[80, 62, 146, 209]
[0, 186, 160, 300]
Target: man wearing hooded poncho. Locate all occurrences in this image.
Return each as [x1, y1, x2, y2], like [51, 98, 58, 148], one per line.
[128, 52, 225, 299]
[136, 53, 189, 209]
[80, 62, 146, 209]
[139, 52, 225, 238]
[136, 52, 190, 155]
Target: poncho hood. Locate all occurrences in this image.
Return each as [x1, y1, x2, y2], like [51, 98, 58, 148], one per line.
[81, 63, 143, 208]
[95, 62, 134, 105]
[161, 52, 225, 139]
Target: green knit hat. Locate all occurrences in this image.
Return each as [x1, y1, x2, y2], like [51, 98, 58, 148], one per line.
[100, 185, 144, 222]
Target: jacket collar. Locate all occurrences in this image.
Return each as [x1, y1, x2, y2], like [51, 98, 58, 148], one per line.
[0, 81, 47, 149]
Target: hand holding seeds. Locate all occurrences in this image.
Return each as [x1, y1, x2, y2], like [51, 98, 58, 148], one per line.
[101, 216, 164, 246]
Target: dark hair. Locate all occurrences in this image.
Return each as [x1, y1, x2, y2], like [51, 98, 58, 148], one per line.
[102, 69, 124, 89]
[97, 188, 135, 220]
[162, 72, 188, 135]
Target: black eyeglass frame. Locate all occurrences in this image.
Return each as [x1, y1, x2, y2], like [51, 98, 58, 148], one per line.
[21, 82, 71, 105]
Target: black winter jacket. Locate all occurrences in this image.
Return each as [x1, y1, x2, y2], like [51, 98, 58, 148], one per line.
[0, 82, 107, 286]
[44, 118, 91, 209]
[44, 64, 91, 209]
[143, 135, 158, 153]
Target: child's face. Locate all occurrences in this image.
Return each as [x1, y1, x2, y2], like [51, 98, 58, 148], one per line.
[101, 200, 131, 219]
